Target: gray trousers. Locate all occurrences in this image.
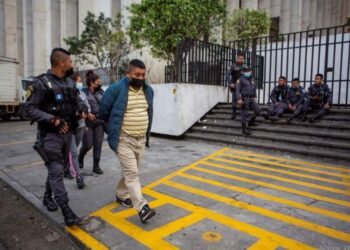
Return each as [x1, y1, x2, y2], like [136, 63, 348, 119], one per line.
[231, 90, 236, 114]
[68, 127, 84, 178]
[289, 103, 304, 117]
[303, 99, 329, 118]
[80, 122, 104, 160]
[241, 98, 261, 124]
[268, 102, 288, 117]
[43, 132, 72, 206]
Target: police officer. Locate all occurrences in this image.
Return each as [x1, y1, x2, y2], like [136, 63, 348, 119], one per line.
[302, 73, 332, 123]
[236, 66, 261, 135]
[24, 48, 85, 226]
[226, 53, 244, 119]
[78, 70, 104, 174]
[286, 78, 306, 123]
[263, 76, 289, 121]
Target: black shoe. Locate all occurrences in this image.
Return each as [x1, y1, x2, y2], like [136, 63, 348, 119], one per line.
[262, 113, 269, 120]
[269, 116, 280, 122]
[139, 204, 156, 224]
[286, 116, 294, 123]
[78, 153, 84, 169]
[76, 176, 85, 189]
[297, 115, 307, 122]
[116, 196, 133, 208]
[43, 193, 58, 212]
[64, 170, 74, 180]
[93, 158, 103, 174]
[248, 121, 258, 126]
[60, 204, 82, 226]
[231, 113, 236, 120]
[309, 118, 315, 123]
[242, 123, 252, 135]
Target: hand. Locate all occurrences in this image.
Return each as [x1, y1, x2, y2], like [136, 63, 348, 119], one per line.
[288, 104, 293, 110]
[253, 97, 257, 102]
[291, 105, 296, 111]
[237, 99, 243, 105]
[276, 102, 280, 106]
[324, 103, 330, 110]
[87, 113, 96, 121]
[313, 95, 321, 100]
[51, 118, 69, 134]
[80, 112, 87, 119]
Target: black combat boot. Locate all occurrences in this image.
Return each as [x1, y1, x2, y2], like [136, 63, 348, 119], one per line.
[309, 115, 320, 123]
[242, 123, 252, 135]
[93, 158, 103, 174]
[262, 113, 269, 120]
[231, 112, 236, 120]
[248, 116, 258, 126]
[78, 152, 85, 169]
[64, 168, 74, 180]
[60, 203, 82, 226]
[43, 192, 58, 212]
[269, 115, 280, 122]
[297, 114, 307, 122]
[286, 116, 295, 123]
[76, 175, 85, 189]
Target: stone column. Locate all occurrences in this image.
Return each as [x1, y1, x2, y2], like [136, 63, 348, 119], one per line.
[289, 0, 302, 33]
[4, 0, 18, 59]
[241, 0, 258, 9]
[0, 0, 5, 57]
[226, 0, 240, 14]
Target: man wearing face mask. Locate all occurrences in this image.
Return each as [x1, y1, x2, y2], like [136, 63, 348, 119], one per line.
[236, 66, 261, 135]
[78, 70, 105, 175]
[99, 59, 156, 224]
[24, 48, 86, 226]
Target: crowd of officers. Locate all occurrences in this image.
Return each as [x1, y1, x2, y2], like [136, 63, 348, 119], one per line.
[226, 54, 333, 135]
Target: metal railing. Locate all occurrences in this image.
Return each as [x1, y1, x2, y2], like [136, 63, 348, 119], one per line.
[170, 25, 350, 107]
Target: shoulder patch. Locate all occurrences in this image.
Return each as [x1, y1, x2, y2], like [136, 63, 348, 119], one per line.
[26, 84, 35, 98]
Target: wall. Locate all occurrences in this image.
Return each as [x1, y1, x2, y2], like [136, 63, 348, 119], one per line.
[151, 83, 227, 136]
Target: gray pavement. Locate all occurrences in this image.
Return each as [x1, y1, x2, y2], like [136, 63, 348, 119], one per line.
[1, 120, 350, 250]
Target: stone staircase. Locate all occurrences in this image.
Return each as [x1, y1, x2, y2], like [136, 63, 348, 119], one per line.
[185, 103, 350, 164]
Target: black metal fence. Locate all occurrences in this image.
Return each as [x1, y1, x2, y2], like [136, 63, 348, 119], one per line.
[170, 25, 350, 107]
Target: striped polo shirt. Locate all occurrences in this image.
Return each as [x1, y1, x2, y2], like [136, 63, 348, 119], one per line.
[121, 86, 149, 137]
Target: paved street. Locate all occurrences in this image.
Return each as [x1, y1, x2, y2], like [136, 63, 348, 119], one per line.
[0, 120, 350, 250]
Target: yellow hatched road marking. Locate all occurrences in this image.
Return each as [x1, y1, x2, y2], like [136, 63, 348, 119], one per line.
[192, 165, 350, 208]
[218, 153, 350, 181]
[144, 188, 316, 250]
[178, 172, 350, 223]
[223, 148, 350, 173]
[162, 180, 350, 243]
[200, 160, 350, 197]
[211, 156, 349, 187]
[247, 238, 280, 250]
[66, 225, 109, 250]
[0, 139, 33, 147]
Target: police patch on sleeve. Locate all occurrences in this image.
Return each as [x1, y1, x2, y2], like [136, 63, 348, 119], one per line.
[26, 84, 35, 98]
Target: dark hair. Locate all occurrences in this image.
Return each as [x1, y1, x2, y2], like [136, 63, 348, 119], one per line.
[315, 73, 323, 79]
[236, 53, 245, 58]
[86, 70, 100, 86]
[279, 76, 286, 81]
[127, 59, 146, 72]
[71, 72, 81, 82]
[50, 48, 70, 67]
[292, 77, 299, 82]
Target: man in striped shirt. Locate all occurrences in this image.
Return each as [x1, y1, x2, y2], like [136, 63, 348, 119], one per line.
[99, 59, 155, 223]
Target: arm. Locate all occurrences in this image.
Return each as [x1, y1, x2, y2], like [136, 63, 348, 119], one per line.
[295, 89, 305, 106]
[235, 81, 242, 101]
[225, 65, 233, 85]
[270, 87, 276, 103]
[99, 83, 119, 122]
[326, 85, 333, 105]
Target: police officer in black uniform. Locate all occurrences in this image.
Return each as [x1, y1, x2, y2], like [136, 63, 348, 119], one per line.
[226, 53, 244, 119]
[236, 66, 261, 135]
[286, 78, 306, 123]
[302, 73, 332, 123]
[263, 76, 289, 121]
[25, 48, 86, 226]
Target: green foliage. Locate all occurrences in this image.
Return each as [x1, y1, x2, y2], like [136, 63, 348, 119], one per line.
[127, 0, 225, 66]
[224, 9, 271, 42]
[64, 12, 130, 82]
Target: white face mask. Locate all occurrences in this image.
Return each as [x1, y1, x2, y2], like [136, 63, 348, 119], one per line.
[76, 82, 83, 90]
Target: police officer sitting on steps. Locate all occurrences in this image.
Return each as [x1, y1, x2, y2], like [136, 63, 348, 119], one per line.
[24, 48, 86, 226]
[236, 66, 261, 135]
[286, 78, 307, 123]
[301, 73, 332, 123]
[263, 76, 289, 121]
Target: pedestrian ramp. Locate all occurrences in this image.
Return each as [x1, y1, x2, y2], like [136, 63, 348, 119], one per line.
[66, 147, 350, 250]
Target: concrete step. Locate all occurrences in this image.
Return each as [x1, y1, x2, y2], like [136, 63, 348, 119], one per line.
[197, 120, 350, 140]
[210, 109, 350, 121]
[216, 103, 350, 115]
[186, 132, 350, 162]
[191, 126, 350, 151]
[204, 115, 350, 127]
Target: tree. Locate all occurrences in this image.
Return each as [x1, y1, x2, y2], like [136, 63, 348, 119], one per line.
[224, 9, 271, 42]
[64, 12, 130, 83]
[128, 0, 225, 79]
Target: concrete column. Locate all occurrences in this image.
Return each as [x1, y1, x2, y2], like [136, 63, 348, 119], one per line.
[341, 0, 350, 26]
[242, 0, 258, 9]
[65, 0, 78, 39]
[0, 0, 5, 57]
[279, 0, 291, 33]
[16, 0, 24, 77]
[226, 0, 240, 14]
[23, 0, 33, 76]
[289, 0, 302, 33]
[269, 0, 281, 18]
[4, 0, 17, 59]
[301, 0, 310, 30]
[308, 0, 317, 30]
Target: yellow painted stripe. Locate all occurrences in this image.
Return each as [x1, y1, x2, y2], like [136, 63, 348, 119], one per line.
[247, 238, 280, 250]
[201, 160, 350, 197]
[178, 172, 350, 222]
[150, 213, 205, 238]
[211, 156, 349, 187]
[162, 180, 350, 243]
[218, 153, 350, 181]
[143, 188, 316, 250]
[66, 225, 109, 250]
[0, 139, 32, 147]
[192, 165, 350, 208]
[223, 148, 350, 173]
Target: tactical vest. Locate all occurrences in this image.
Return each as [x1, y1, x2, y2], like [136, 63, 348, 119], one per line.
[231, 64, 242, 84]
[275, 86, 288, 102]
[37, 74, 79, 133]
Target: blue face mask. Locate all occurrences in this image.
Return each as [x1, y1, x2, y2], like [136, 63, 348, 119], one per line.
[243, 72, 252, 78]
[76, 82, 83, 91]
